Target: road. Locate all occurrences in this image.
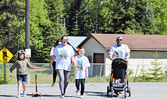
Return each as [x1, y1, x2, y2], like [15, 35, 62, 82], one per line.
[0, 82, 167, 100]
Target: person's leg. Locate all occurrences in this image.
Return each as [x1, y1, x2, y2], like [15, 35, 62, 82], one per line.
[80, 79, 85, 96]
[64, 70, 70, 95]
[22, 75, 27, 96]
[52, 61, 56, 84]
[17, 82, 21, 95]
[57, 69, 65, 95]
[75, 79, 80, 96]
[75, 79, 80, 91]
[17, 75, 22, 97]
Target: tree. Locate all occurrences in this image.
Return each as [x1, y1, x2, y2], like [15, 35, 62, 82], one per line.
[0, 0, 25, 61]
[37, 0, 66, 62]
[0, 0, 52, 62]
[148, 0, 167, 35]
[147, 51, 165, 82]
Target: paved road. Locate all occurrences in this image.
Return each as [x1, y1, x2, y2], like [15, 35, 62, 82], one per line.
[0, 82, 167, 100]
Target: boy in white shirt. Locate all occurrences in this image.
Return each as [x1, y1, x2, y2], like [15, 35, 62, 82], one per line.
[75, 48, 90, 98]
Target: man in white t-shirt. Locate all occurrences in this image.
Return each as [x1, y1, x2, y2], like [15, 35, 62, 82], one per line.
[109, 36, 130, 61]
[109, 36, 130, 84]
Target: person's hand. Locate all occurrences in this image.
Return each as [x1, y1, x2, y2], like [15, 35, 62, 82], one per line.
[86, 75, 88, 79]
[111, 58, 115, 61]
[49, 63, 52, 69]
[77, 67, 81, 71]
[72, 61, 75, 66]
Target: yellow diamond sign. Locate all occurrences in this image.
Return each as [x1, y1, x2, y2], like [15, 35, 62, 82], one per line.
[0, 47, 13, 64]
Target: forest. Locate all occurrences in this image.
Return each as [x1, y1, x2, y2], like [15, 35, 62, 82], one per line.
[0, 0, 167, 62]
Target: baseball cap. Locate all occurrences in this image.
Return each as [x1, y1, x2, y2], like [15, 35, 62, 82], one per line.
[18, 50, 25, 54]
[116, 36, 123, 40]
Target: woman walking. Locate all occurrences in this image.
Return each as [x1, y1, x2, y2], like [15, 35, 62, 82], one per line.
[50, 40, 61, 87]
[49, 36, 75, 98]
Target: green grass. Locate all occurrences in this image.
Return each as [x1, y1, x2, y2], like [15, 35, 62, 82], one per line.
[1, 64, 166, 84]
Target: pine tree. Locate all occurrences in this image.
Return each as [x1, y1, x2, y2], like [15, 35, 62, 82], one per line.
[147, 51, 165, 82]
[35, 0, 66, 62]
[0, 0, 25, 62]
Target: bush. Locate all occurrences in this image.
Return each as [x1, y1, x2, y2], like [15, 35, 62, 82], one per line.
[138, 65, 150, 82]
[138, 51, 165, 82]
[147, 52, 165, 82]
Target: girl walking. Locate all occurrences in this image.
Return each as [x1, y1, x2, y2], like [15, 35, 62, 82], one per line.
[10, 50, 38, 98]
[75, 48, 90, 98]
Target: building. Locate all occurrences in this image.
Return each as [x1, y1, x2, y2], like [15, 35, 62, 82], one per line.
[67, 36, 86, 53]
[78, 34, 167, 77]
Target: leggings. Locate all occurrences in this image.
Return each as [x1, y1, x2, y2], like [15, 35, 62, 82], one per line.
[52, 61, 57, 83]
[57, 69, 70, 95]
[75, 79, 85, 95]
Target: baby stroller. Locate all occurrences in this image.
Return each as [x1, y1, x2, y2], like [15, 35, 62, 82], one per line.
[107, 58, 131, 98]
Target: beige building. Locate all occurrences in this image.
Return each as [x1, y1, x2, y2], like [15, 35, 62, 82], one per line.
[78, 34, 167, 77]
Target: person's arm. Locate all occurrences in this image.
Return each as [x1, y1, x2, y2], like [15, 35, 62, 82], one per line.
[109, 47, 115, 61]
[10, 61, 17, 73]
[49, 55, 56, 69]
[109, 53, 114, 61]
[26, 59, 33, 69]
[125, 45, 130, 60]
[71, 56, 75, 66]
[86, 67, 88, 79]
[50, 47, 54, 57]
[126, 52, 130, 60]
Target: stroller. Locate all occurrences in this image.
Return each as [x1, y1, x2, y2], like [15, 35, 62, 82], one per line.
[107, 58, 131, 98]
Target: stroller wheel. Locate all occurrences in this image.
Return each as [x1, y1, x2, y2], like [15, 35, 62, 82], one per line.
[111, 92, 113, 97]
[127, 87, 131, 97]
[107, 86, 110, 97]
[114, 90, 119, 96]
[124, 89, 127, 98]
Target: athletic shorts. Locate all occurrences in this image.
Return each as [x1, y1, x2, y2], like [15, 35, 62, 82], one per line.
[17, 74, 27, 83]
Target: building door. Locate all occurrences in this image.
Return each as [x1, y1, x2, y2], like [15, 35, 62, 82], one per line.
[93, 53, 104, 76]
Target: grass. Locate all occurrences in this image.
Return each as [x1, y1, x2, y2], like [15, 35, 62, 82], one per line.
[5, 70, 137, 84]
[0, 63, 166, 84]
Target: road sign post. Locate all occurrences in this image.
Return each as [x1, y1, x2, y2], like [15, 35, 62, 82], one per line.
[0, 47, 13, 84]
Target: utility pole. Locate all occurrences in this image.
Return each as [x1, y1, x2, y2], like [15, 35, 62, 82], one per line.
[25, 0, 31, 84]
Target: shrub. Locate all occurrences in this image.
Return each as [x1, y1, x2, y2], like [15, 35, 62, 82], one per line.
[147, 52, 165, 82]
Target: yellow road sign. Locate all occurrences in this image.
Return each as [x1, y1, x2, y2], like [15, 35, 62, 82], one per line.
[0, 47, 13, 64]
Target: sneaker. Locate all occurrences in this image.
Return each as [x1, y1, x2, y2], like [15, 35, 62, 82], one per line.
[17, 94, 20, 98]
[60, 95, 64, 99]
[80, 95, 83, 98]
[23, 92, 26, 97]
[51, 83, 55, 87]
[76, 90, 79, 96]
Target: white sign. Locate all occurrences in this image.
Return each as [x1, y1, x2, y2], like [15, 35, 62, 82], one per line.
[25, 49, 31, 57]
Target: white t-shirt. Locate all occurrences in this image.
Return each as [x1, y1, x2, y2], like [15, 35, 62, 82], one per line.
[109, 44, 130, 59]
[75, 55, 90, 79]
[54, 44, 75, 71]
[50, 47, 55, 56]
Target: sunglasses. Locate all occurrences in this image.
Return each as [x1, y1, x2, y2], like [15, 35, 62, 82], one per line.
[62, 39, 68, 42]
[116, 39, 122, 41]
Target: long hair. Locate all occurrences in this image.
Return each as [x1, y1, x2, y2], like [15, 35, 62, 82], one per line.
[53, 39, 61, 47]
[60, 35, 68, 41]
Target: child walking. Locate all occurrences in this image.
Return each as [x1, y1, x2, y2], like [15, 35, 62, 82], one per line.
[10, 50, 38, 98]
[75, 48, 90, 98]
